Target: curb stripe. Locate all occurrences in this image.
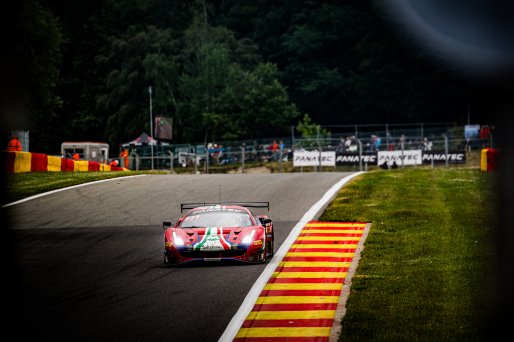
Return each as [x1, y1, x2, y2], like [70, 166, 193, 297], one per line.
[300, 230, 363, 234]
[234, 337, 328, 342]
[286, 252, 355, 257]
[281, 257, 354, 263]
[296, 236, 361, 241]
[236, 327, 331, 338]
[246, 311, 336, 321]
[242, 319, 334, 328]
[269, 278, 344, 284]
[291, 244, 357, 249]
[274, 267, 348, 273]
[305, 223, 366, 228]
[251, 303, 339, 312]
[260, 290, 341, 297]
[233, 221, 367, 341]
[278, 262, 351, 268]
[255, 296, 340, 304]
[263, 283, 343, 291]
[289, 249, 356, 253]
[272, 272, 347, 279]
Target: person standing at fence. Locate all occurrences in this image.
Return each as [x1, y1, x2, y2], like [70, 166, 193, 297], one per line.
[7, 134, 22, 151]
[72, 151, 80, 160]
[374, 135, 382, 151]
[119, 148, 129, 168]
[271, 140, 279, 160]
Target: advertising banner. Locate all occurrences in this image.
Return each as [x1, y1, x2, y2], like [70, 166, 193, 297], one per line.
[293, 151, 336, 167]
[422, 151, 466, 164]
[336, 153, 377, 165]
[377, 150, 422, 166]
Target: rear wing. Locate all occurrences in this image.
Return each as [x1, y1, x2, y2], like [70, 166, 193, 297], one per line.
[181, 202, 269, 212]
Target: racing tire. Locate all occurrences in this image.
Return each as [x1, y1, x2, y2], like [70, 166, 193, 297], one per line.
[266, 232, 274, 259]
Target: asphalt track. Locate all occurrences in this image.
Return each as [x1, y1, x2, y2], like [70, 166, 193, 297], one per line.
[6, 172, 354, 342]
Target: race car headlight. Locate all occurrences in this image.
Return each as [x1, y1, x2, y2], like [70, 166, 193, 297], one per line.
[242, 230, 255, 244]
[173, 231, 185, 246]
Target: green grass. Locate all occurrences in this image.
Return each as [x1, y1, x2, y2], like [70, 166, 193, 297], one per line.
[320, 167, 496, 341]
[5, 171, 167, 204]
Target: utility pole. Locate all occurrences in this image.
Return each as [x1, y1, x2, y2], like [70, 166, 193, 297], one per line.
[149, 86, 154, 170]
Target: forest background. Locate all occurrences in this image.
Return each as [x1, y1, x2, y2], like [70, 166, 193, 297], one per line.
[3, 0, 499, 153]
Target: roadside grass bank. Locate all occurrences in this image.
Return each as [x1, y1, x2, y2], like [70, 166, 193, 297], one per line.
[4, 171, 167, 204]
[320, 168, 496, 341]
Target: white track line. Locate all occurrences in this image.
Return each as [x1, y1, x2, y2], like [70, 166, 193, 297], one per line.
[218, 171, 365, 342]
[2, 175, 147, 208]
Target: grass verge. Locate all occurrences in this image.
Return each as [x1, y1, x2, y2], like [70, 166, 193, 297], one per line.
[5, 171, 167, 204]
[320, 167, 496, 341]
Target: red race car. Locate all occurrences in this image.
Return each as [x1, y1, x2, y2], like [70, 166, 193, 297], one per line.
[163, 202, 274, 265]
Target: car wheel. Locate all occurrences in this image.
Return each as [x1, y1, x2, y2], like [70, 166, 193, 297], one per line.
[266, 232, 274, 259]
[256, 246, 268, 264]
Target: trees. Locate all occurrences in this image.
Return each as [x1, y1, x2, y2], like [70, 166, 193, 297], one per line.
[95, 25, 178, 146]
[15, 0, 493, 153]
[39, 2, 298, 151]
[4, 0, 63, 152]
[177, 22, 298, 142]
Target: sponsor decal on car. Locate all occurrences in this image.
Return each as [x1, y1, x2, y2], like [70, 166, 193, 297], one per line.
[193, 227, 232, 251]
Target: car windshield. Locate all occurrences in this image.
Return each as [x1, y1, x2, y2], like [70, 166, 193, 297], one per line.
[179, 210, 254, 228]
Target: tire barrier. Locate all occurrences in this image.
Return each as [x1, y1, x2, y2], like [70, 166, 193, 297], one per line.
[3, 151, 127, 174]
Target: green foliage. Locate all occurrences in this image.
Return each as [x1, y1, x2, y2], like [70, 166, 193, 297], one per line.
[296, 114, 330, 139]
[21, 0, 490, 153]
[95, 25, 178, 145]
[176, 19, 298, 142]
[10, 0, 64, 152]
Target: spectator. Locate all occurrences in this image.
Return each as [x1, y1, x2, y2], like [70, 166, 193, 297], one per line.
[344, 136, 352, 152]
[421, 137, 433, 151]
[7, 134, 22, 151]
[119, 148, 129, 168]
[270, 140, 278, 160]
[374, 135, 382, 151]
[337, 137, 345, 153]
[399, 134, 406, 150]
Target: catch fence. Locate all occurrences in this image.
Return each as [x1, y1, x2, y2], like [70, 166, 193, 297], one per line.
[115, 123, 498, 172]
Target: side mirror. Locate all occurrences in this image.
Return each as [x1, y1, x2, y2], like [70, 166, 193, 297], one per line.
[163, 220, 172, 230]
[259, 218, 272, 225]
